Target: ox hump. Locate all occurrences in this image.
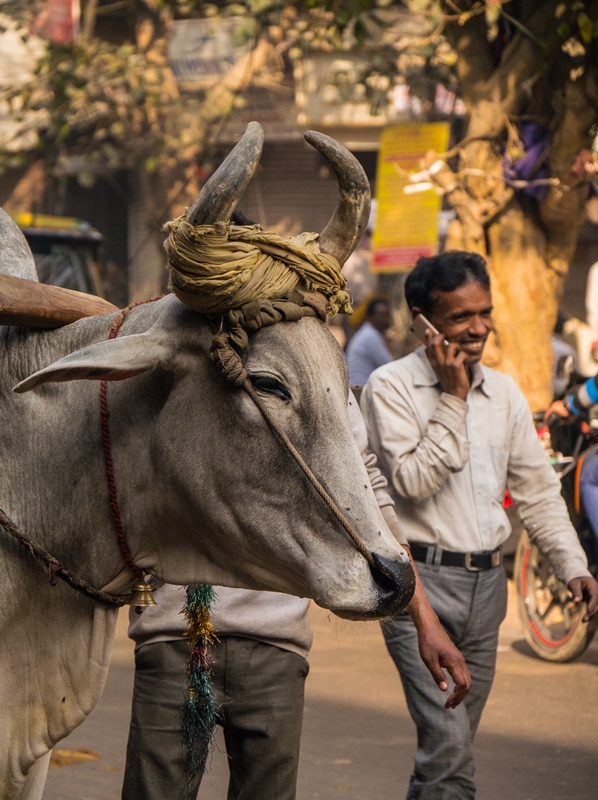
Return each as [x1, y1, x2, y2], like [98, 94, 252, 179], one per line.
[0, 208, 38, 282]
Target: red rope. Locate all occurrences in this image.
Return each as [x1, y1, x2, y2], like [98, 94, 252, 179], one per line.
[100, 296, 164, 579]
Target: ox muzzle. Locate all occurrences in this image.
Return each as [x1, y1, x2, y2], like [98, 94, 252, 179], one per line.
[369, 552, 416, 618]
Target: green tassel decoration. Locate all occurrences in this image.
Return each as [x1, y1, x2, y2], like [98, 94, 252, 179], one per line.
[181, 584, 218, 787]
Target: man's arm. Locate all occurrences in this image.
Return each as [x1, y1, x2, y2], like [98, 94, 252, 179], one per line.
[348, 392, 471, 707]
[508, 391, 598, 621]
[361, 374, 470, 503]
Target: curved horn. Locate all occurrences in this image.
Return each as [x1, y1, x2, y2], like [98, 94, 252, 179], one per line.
[0, 273, 118, 328]
[185, 122, 265, 225]
[304, 131, 371, 266]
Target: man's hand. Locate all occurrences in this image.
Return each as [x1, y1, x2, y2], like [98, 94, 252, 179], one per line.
[416, 615, 472, 709]
[568, 576, 598, 623]
[425, 331, 470, 401]
[544, 400, 571, 423]
[378, 507, 471, 708]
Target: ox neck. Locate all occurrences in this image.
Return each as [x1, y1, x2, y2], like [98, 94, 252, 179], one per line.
[0, 316, 159, 595]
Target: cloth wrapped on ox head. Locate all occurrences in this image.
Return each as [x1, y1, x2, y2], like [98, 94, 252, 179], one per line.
[163, 122, 371, 377]
[164, 220, 351, 348]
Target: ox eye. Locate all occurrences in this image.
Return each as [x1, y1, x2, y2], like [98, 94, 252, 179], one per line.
[249, 374, 292, 402]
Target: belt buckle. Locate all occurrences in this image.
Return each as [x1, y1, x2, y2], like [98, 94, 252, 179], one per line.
[465, 552, 483, 572]
[491, 547, 503, 568]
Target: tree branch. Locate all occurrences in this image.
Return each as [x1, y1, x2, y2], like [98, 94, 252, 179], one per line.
[512, 0, 549, 26]
[539, 71, 598, 272]
[450, 1, 563, 144]
[486, 2, 562, 117]
[442, 1, 573, 229]
[81, 0, 98, 41]
[443, 10, 495, 109]
[420, 151, 513, 254]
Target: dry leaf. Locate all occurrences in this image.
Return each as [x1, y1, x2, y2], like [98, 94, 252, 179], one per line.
[49, 749, 100, 768]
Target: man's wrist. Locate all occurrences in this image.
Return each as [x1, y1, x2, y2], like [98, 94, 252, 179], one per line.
[408, 597, 439, 632]
[438, 392, 468, 411]
[447, 388, 468, 401]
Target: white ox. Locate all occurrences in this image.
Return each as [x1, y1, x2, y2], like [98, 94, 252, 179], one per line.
[0, 126, 414, 799]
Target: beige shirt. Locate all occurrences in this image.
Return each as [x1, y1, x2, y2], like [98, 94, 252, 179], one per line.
[128, 583, 314, 659]
[361, 347, 590, 585]
[128, 392, 394, 658]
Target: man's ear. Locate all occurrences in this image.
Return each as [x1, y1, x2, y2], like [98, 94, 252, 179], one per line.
[13, 332, 175, 393]
[410, 306, 421, 321]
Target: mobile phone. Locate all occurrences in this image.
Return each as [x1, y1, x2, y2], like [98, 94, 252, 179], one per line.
[411, 314, 448, 346]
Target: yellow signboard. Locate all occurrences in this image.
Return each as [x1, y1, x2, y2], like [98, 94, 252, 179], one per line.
[372, 122, 450, 273]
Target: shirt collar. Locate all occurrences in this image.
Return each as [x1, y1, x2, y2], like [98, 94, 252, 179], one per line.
[412, 347, 493, 398]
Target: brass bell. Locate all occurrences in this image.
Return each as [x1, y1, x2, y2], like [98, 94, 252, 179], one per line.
[128, 581, 157, 609]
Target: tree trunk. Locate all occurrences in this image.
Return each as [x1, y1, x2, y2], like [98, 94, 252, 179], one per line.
[437, 2, 598, 411]
[127, 169, 167, 302]
[485, 208, 560, 410]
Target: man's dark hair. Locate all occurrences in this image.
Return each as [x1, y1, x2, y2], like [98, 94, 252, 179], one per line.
[366, 298, 389, 317]
[404, 251, 490, 314]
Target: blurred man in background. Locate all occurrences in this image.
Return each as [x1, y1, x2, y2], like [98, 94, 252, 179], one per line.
[345, 298, 393, 385]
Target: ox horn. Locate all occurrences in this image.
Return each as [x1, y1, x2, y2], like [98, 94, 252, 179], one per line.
[185, 121, 265, 226]
[0, 273, 118, 328]
[304, 131, 371, 266]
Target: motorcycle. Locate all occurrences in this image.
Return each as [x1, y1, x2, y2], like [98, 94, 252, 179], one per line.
[514, 369, 598, 662]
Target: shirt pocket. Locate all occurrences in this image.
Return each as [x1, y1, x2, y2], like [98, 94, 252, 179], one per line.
[488, 445, 509, 500]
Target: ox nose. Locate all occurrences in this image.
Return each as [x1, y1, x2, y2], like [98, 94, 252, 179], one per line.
[370, 552, 416, 616]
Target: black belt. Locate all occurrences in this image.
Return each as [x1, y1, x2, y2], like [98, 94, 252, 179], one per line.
[409, 543, 503, 572]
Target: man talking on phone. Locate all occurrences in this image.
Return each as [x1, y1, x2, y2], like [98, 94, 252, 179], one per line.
[360, 250, 598, 800]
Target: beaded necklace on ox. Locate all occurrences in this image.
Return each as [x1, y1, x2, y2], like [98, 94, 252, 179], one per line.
[99, 296, 164, 604]
[0, 297, 165, 608]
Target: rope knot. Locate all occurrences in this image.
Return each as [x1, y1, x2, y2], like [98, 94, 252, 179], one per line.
[207, 292, 327, 386]
[209, 341, 247, 386]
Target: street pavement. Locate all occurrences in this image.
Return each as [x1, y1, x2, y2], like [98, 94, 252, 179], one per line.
[44, 580, 598, 800]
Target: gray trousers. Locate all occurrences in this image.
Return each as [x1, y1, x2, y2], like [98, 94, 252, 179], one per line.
[382, 562, 508, 800]
[122, 635, 309, 800]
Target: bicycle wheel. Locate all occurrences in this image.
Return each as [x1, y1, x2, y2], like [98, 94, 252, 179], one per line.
[514, 530, 594, 662]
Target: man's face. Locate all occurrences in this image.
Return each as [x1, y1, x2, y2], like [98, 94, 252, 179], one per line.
[369, 302, 393, 333]
[425, 280, 494, 365]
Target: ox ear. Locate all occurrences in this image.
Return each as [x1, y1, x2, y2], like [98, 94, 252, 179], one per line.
[13, 333, 174, 394]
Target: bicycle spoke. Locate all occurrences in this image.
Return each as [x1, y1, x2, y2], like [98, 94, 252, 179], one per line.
[539, 598, 558, 621]
[563, 605, 572, 630]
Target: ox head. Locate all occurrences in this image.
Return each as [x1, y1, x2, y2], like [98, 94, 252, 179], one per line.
[14, 124, 414, 620]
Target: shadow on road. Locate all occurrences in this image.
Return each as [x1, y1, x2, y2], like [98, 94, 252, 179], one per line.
[44, 589, 598, 800]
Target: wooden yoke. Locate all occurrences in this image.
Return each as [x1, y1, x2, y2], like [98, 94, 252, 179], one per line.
[0, 273, 119, 328]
